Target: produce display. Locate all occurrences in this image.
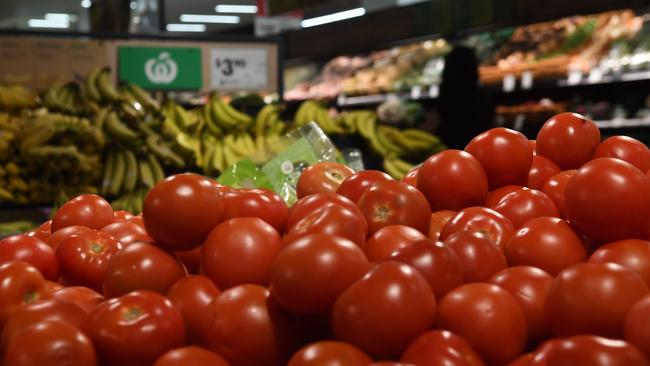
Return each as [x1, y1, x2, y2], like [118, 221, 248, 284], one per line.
[0, 111, 649, 365]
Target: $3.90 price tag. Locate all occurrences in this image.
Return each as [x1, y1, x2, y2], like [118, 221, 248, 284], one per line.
[210, 48, 268, 90]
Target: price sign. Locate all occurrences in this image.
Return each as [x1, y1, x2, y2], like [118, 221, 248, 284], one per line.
[210, 48, 268, 90]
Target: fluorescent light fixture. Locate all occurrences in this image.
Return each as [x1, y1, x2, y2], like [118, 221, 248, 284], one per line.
[81, 0, 91, 8]
[180, 14, 240, 24]
[397, 0, 429, 6]
[166, 23, 206, 32]
[301, 7, 365, 28]
[45, 13, 71, 21]
[28, 19, 70, 28]
[215, 4, 258, 13]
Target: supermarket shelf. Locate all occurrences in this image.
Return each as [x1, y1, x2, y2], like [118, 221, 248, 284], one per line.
[337, 85, 439, 106]
[594, 117, 650, 129]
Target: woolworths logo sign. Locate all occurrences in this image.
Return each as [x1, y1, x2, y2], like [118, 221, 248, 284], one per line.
[118, 46, 202, 90]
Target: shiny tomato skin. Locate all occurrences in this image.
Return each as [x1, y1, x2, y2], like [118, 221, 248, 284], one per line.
[26, 220, 52, 242]
[485, 185, 524, 207]
[222, 188, 289, 234]
[128, 214, 145, 228]
[593, 135, 650, 173]
[365, 225, 427, 262]
[47, 225, 93, 250]
[202, 217, 283, 289]
[0, 261, 51, 327]
[465, 127, 533, 189]
[527, 156, 561, 190]
[143, 173, 225, 251]
[625, 294, 650, 358]
[357, 179, 431, 235]
[402, 166, 420, 187]
[545, 262, 649, 338]
[530, 335, 650, 366]
[287, 341, 372, 366]
[174, 247, 201, 275]
[90, 290, 185, 366]
[427, 210, 456, 241]
[332, 261, 436, 359]
[113, 210, 134, 221]
[4, 320, 97, 366]
[505, 217, 587, 276]
[296, 162, 355, 198]
[417, 150, 488, 211]
[285, 204, 368, 248]
[166, 275, 221, 344]
[400, 330, 485, 366]
[287, 193, 362, 229]
[45, 280, 63, 292]
[541, 170, 576, 219]
[535, 112, 601, 170]
[56, 230, 123, 292]
[440, 206, 515, 251]
[202, 284, 299, 366]
[0, 234, 59, 281]
[100, 220, 147, 244]
[153, 346, 230, 366]
[389, 239, 464, 300]
[1, 299, 90, 352]
[565, 158, 650, 242]
[490, 188, 559, 228]
[270, 234, 369, 314]
[51, 194, 114, 232]
[529, 140, 537, 154]
[508, 354, 534, 366]
[490, 266, 554, 345]
[102, 241, 186, 298]
[336, 170, 393, 203]
[52, 286, 104, 314]
[589, 239, 650, 286]
[437, 283, 528, 366]
[443, 231, 507, 283]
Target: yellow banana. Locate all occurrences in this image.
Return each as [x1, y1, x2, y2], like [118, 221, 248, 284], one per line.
[211, 140, 225, 172]
[254, 104, 280, 136]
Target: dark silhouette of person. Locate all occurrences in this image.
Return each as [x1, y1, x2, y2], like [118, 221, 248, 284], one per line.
[437, 46, 495, 149]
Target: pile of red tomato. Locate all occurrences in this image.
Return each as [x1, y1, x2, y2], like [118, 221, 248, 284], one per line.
[1, 112, 650, 366]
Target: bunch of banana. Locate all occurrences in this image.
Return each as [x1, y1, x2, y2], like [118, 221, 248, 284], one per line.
[83, 67, 121, 104]
[383, 156, 416, 180]
[294, 100, 344, 134]
[0, 85, 38, 110]
[42, 82, 88, 115]
[204, 93, 254, 133]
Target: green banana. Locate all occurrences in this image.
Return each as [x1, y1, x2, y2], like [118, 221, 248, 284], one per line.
[383, 156, 414, 180]
[126, 83, 160, 110]
[211, 140, 225, 172]
[122, 149, 138, 193]
[145, 134, 185, 168]
[84, 68, 103, 102]
[97, 68, 121, 102]
[20, 125, 56, 151]
[105, 112, 138, 142]
[147, 154, 165, 183]
[138, 156, 155, 189]
[109, 150, 126, 197]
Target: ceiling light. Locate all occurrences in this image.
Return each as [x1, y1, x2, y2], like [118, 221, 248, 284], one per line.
[166, 23, 207, 32]
[45, 13, 71, 21]
[301, 7, 366, 28]
[215, 5, 258, 13]
[180, 14, 240, 24]
[81, 0, 91, 8]
[28, 19, 70, 28]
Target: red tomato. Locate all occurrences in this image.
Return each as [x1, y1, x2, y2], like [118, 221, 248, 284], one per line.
[541, 170, 576, 219]
[402, 166, 420, 187]
[365, 225, 427, 261]
[4, 320, 96, 366]
[285, 204, 368, 248]
[490, 188, 559, 228]
[100, 220, 147, 244]
[625, 294, 650, 358]
[128, 215, 145, 228]
[545, 262, 649, 338]
[443, 231, 507, 283]
[153, 346, 230, 366]
[52, 194, 114, 232]
[143, 173, 225, 251]
[0, 261, 51, 327]
[202, 217, 282, 289]
[336, 170, 393, 203]
[589, 239, 650, 286]
[174, 247, 201, 275]
[103, 241, 186, 297]
[530, 335, 650, 366]
[287, 192, 362, 229]
[465, 127, 533, 189]
[1, 299, 90, 352]
[529, 140, 537, 155]
[505, 217, 587, 276]
[288, 341, 372, 366]
[527, 155, 561, 190]
[593, 135, 650, 173]
[417, 150, 488, 211]
[389, 239, 463, 300]
[490, 266, 554, 345]
[222, 188, 289, 234]
[270, 234, 369, 314]
[56, 230, 123, 291]
[440, 207, 515, 251]
[114, 210, 134, 221]
[166, 275, 221, 344]
[296, 162, 355, 198]
[26, 220, 52, 242]
[202, 284, 299, 366]
[332, 262, 436, 358]
[90, 290, 185, 366]
[52, 286, 104, 314]
[536, 112, 601, 170]
[427, 210, 456, 241]
[401, 330, 485, 366]
[45, 280, 63, 292]
[508, 354, 533, 366]
[565, 158, 650, 242]
[357, 180, 431, 235]
[0, 234, 59, 281]
[485, 185, 524, 207]
[47, 225, 93, 250]
[437, 283, 528, 365]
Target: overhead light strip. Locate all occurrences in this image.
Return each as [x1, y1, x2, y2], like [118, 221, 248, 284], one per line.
[28, 19, 70, 28]
[180, 14, 240, 24]
[166, 23, 207, 32]
[215, 4, 258, 14]
[301, 7, 366, 28]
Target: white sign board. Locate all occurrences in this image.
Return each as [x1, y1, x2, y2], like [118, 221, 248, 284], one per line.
[210, 48, 268, 90]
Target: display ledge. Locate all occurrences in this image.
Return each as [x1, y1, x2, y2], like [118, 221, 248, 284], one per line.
[594, 117, 650, 129]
